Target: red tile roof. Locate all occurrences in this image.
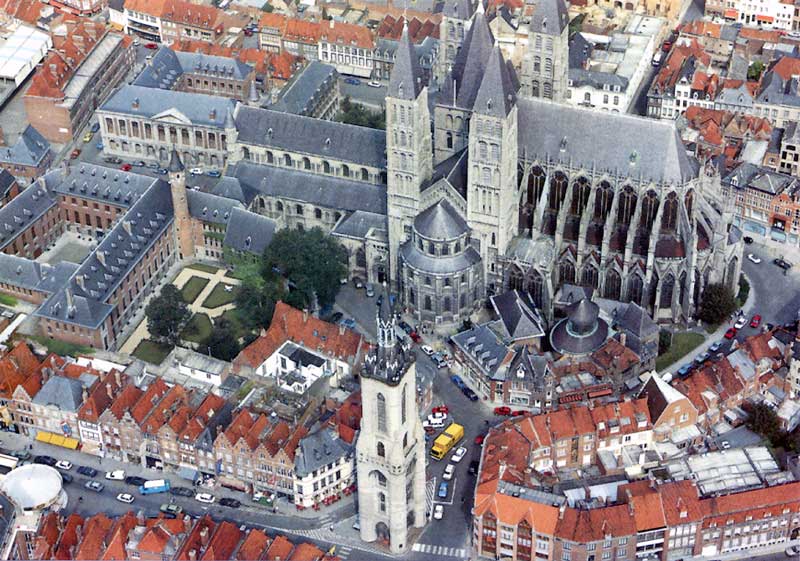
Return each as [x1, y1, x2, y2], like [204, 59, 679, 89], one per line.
[377, 15, 439, 42]
[200, 521, 242, 561]
[265, 535, 294, 560]
[0, 342, 41, 399]
[106, 383, 143, 422]
[236, 529, 271, 560]
[284, 19, 321, 44]
[101, 512, 138, 561]
[78, 370, 126, 423]
[130, 378, 170, 425]
[288, 542, 325, 561]
[74, 514, 114, 560]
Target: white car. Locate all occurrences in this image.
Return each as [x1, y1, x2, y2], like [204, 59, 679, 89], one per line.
[747, 253, 761, 264]
[195, 492, 216, 504]
[55, 460, 72, 471]
[433, 504, 444, 520]
[427, 412, 447, 424]
[105, 470, 125, 480]
[734, 316, 747, 329]
[116, 493, 135, 504]
[451, 446, 467, 463]
[423, 418, 445, 429]
[367, 81, 382, 88]
[421, 345, 434, 356]
[189, 167, 203, 175]
[443, 464, 456, 481]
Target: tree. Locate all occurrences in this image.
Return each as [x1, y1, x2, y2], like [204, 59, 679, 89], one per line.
[698, 283, 737, 325]
[146, 285, 191, 345]
[336, 97, 386, 129]
[206, 318, 240, 361]
[743, 401, 783, 444]
[234, 278, 277, 331]
[262, 227, 348, 309]
[658, 330, 673, 355]
[747, 61, 765, 81]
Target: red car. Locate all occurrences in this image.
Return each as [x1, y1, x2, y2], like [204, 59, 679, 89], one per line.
[511, 410, 526, 417]
[70, 148, 81, 159]
[432, 405, 449, 415]
[145, 42, 158, 50]
[750, 314, 762, 328]
[493, 406, 511, 416]
[409, 331, 421, 343]
[474, 434, 485, 445]
[724, 327, 737, 339]
[120, 163, 132, 171]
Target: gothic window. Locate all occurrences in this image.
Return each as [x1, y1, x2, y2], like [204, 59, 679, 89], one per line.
[302, 157, 311, 170]
[376, 471, 387, 486]
[640, 191, 660, 232]
[342, 164, 350, 178]
[400, 131, 406, 147]
[482, 167, 491, 184]
[581, 264, 599, 289]
[594, 181, 614, 221]
[548, 172, 569, 213]
[509, 266, 524, 291]
[454, 241, 461, 253]
[685, 189, 695, 218]
[442, 244, 449, 256]
[377, 441, 385, 457]
[627, 274, 644, 305]
[479, 141, 488, 159]
[446, 115, 453, 128]
[604, 269, 622, 300]
[446, 132, 453, 149]
[661, 192, 679, 232]
[570, 177, 591, 217]
[377, 393, 387, 432]
[323, 161, 331, 174]
[559, 260, 576, 285]
[379, 492, 386, 512]
[617, 186, 638, 227]
[402, 384, 407, 425]
[424, 295, 432, 310]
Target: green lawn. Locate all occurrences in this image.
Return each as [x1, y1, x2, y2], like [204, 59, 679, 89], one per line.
[132, 340, 173, 364]
[28, 335, 94, 357]
[180, 313, 213, 344]
[202, 283, 238, 308]
[180, 276, 209, 303]
[656, 332, 706, 371]
[0, 293, 18, 307]
[187, 263, 220, 274]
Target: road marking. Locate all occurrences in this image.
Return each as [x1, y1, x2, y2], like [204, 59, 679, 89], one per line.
[411, 543, 467, 558]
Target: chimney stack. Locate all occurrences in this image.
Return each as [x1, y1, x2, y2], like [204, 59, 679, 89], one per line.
[183, 514, 192, 533]
[619, 331, 627, 347]
[188, 550, 197, 561]
[200, 526, 210, 547]
[106, 383, 113, 400]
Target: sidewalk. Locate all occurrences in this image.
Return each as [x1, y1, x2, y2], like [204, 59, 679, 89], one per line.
[658, 271, 757, 374]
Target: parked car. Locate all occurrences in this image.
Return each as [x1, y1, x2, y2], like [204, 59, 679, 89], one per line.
[694, 352, 711, 365]
[206, 169, 221, 177]
[494, 406, 511, 415]
[156, 168, 168, 175]
[125, 476, 147, 487]
[750, 314, 762, 328]
[442, 464, 455, 481]
[82, 131, 93, 143]
[432, 405, 449, 415]
[339, 317, 356, 330]
[147, 162, 159, 169]
[423, 418, 445, 430]
[95, 141, 103, 150]
[724, 327, 737, 339]
[451, 447, 467, 463]
[344, 77, 361, 85]
[474, 434, 485, 445]
[785, 545, 800, 557]
[773, 258, 793, 270]
[469, 460, 480, 475]
[219, 498, 241, 508]
[120, 163, 132, 171]
[116, 493, 134, 504]
[105, 470, 125, 480]
[734, 316, 747, 330]
[103, 156, 122, 164]
[676, 364, 693, 377]
[427, 412, 447, 423]
[352, 276, 364, 289]
[77, 466, 98, 477]
[189, 167, 203, 175]
[33, 455, 56, 467]
[61, 473, 73, 484]
[170, 486, 194, 497]
[747, 253, 761, 264]
[433, 504, 444, 520]
[463, 387, 479, 401]
[511, 409, 526, 417]
[367, 81, 382, 88]
[70, 149, 81, 160]
[85, 480, 104, 493]
[709, 341, 723, 353]
[55, 460, 73, 471]
[133, 160, 146, 167]
[437, 482, 448, 499]
[409, 331, 422, 343]
[421, 345, 435, 356]
[398, 321, 413, 334]
[450, 375, 465, 389]
[743, 236, 754, 244]
[195, 492, 215, 504]
[160, 503, 183, 518]
[145, 42, 158, 49]
[365, 283, 375, 297]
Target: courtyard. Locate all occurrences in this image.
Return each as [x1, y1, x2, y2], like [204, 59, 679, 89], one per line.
[35, 231, 94, 265]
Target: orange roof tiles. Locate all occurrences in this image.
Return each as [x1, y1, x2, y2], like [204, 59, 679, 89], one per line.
[0, 342, 42, 399]
[284, 19, 321, 44]
[652, 39, 711, 94]
[74, 514, 114, 560]
[101, 512, 138, 561]
[130, 377, 170, 425]
[377, 15, 439, 42]
[0, 0, 47, 25]
[258, 12, 288, 31]
[141, 385, 188, 434]
[200, 521, 242, 561]
[179, 393, 227, 442]
[236, 529, 271, 560]
[78, 370, 125, 423]
[106, 383, 143, 421]
[235, 301, 369, 370]
[288, 542, 325, 561]
[162, 0, 222, 31]
[265, 535, 294, 560]
[320, 21, 374, 49]
[175, 515, 216, 560]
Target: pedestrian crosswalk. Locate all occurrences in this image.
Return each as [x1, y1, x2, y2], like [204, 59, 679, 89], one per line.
[425, 478, 436, 513]
[412, 543, 468, 558]
[337, 545, 352, 559]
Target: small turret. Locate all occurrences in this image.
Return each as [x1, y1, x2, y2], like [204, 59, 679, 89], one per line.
[168, 148, 184, 174]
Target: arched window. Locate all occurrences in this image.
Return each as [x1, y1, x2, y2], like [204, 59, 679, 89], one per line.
[375, 471, 387, 486]
[627, 274, 644, 305]
[342, 164, 350, 177]
[302, 157, 311, 170]
[266, 151, 274, 164]
[581, 264, 599, 289]
[295, 204, 303, 215]
[361, 168, 369, 181]
[242, 147, 251, 160]
[491, 232, 496, 246]
[559, 260, 576, 285]
[283, 153, 292, 166]
[534, 56, 541, 72]
[428, 242, 436, 255]
[478, 141, 488, 159]
[377, 393, 386, 432]
[276, 201, 284, 212]
[323, 161, 331, 174]
[508, 266, 524, 291]
[446, 132, 453, 149]
[314, 208, 322, 219]
[660, 274, 676, 308]
[604, 269, 622, 300]
[443, 297, 451, 312]
[379, 492, 386, 512]
[454, 241, 461, 253]
[377, 441, 385, 457]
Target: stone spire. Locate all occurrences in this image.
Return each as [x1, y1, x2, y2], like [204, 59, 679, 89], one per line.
[247, 80, 260, 105]
[387, 20, 424, 101]
[364, 285, 411, 385]
[473, 43, 517, 117]
[168, 147, 184, 173]
[224, 105, 236, 129]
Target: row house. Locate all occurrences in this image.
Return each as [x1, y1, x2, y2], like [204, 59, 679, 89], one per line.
[0, 342, 47, 430]
[318, 20, 376, 79]
[123, 0, 247, 47]
[293, 425, 355, 508]
[23, 19, 133, 144]
[680, 106, 773, 163]
[76, 368, 126, 455]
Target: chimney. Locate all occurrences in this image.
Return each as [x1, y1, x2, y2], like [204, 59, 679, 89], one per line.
[75, 523, 82, 542]
[619, 331, 627, 347]
[75, 274, 86, 292]
[188, 550, 197, 561]
[97, 250, 107, 267]
[302, 309, 309, 323]
[106, 383, 113, 400]
[183, 514, 192, 533]
[114, 369, 121, 387]
[339, 323, 345, 335]
[137, 510, 146, 526]
[65, 287, 74, 310]
[122, 220, 132, 236]
[82, 387, 89, 402]
[200, 526, 210, 547]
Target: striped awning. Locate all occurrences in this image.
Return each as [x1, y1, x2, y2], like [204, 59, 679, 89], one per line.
[35, 431, 79, 449]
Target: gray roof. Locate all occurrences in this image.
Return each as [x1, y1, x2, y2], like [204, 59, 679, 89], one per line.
[0, 125, 50, 167]
[490, 290, 545, 341]
[569, 33, 592, 69]
[506, 345, 551, 388]
[549, 298, 609, 355]
[442, 0, 474, 20]
[32, 376, 86, 411]
[451, 323, 510, 380]
[0, 170, 15, 197]
[99, 85, 237, 128]
[187, 189, 243, 224]
[230, 162, 387, 215]
[388, 25, 424, 100]
[569, 68, 629, 91]
[426, 149, 468, 198]
[439, 9, 495, 111]
[473, 45, 516, 117]
[331, 210, 387, 240]
[517, 98, 698, 185]
[271, 61, 338, 115]
[222, 207, 276, 255]
[614, 302, 658, 338]
[758, 70, 800, 108]
[294, 428, 352, 478]
[414, 199, 468, 240]
[210, 176, 246, 203]
[0, 181, 57, 251]
[530, 0, 569, 35]
[234, 105, 386, 169]
[45, 162, 159, 206]
[0, 253, 46, 291]
[134, 47, 253, 91]
[723, 163, 796, 195]
[400, 241, 481, 274]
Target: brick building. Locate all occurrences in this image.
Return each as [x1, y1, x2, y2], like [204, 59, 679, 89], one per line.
[0, 126, 53, 186]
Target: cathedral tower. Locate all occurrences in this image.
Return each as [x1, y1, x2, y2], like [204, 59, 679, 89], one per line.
[520, 0, 570, 101]
[168, 148, 194, 259]
[434, 0, 475, 84]
[386, 24, 433, 285]
[356, 289, 427, 554]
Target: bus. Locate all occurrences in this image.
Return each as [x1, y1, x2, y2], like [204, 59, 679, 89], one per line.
[430, 423, 464, 460]
[139, 479, 171, 495]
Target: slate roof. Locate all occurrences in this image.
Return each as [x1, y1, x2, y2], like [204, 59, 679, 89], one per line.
[569, 68, 629, 91]
[230, 162, 387, 215]
[186, 189, 243, 225]
[414, 199, 468, 239]
[615, 302, 658, 338]
[550, 298, 609, 355]
[473, 44, 517, 117]
[0, 125, 50, 167]
[530, 0, 569, 35]
[294, 428, 352, 478]
[0, 170, 15, 197]
[451, 323, 512, 380]
[271, 61, 338, 115]
[517, 98, 698, 185]
[723, 163, 796, 194]
[134, 46, 253, 91]
[0, 181, 57, 251]
[234, 105, 386, 169]
[490, 290, 545, 341]
[210, 176, 246, 203]
[506, 345, 551, 388]
[45, 162, 159, 205]
[442, 0, 474, 20]
[223, 207, 276, 255]
[99, 85, 237, 128]
[331, 210, 387, 240]
[439, 9, 495, 111]
[425, 149, 469, 198]
[0, 253, 47, 291]
[400, 241, 481, 274]
[757, 70, 800, 107]
[388, 24, 424, 100]
[32, 376, 85, 411]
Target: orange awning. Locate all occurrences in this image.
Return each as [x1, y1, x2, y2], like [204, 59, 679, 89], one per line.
[757, 14, 774, 22]
[724, 8, 738, 18]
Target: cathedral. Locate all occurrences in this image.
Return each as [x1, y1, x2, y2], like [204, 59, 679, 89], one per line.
[225, 0, 743, 328]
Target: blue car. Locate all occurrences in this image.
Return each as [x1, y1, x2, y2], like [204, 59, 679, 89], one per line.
[437, 482, 448, 499]
[676, 364, 692, 378]
[344, 77, 361, 86]
[206, 169, 221, 177]
[90, 122, 100, 133]
[95, 142, 103, 150]
[339, 318, 356, 330]
[450, 374, 464, 389]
